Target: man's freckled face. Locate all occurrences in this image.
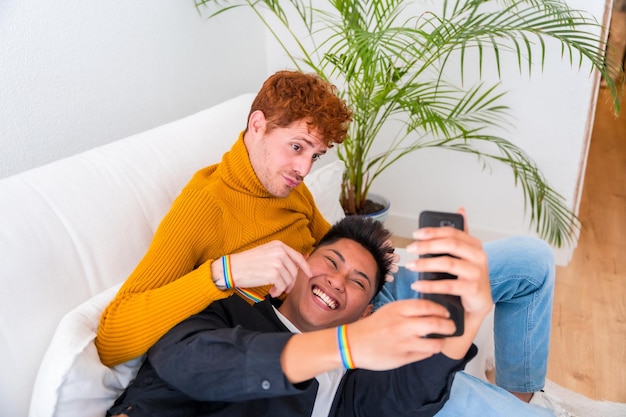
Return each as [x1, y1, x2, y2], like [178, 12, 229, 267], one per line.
[248, 119, 327, 198]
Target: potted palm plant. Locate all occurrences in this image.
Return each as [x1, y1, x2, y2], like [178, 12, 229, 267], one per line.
[195, 0, 620, 246]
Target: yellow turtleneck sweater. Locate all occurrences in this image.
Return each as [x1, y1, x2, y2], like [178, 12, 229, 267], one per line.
[96, 132, 331, 366]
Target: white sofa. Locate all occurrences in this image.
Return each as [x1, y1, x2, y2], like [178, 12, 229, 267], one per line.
[0, 93, 493, 417]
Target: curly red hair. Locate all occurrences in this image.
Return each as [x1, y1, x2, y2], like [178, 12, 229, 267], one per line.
[247, 71, 352, 147]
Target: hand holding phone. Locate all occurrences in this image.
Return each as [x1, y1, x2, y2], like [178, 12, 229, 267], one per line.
[417, 210, 465, 338]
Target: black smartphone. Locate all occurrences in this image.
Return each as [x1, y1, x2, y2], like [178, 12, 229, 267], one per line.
[418, 210, 465, 338]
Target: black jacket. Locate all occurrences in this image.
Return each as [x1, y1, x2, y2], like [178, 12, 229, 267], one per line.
[108, 296, 476, 417]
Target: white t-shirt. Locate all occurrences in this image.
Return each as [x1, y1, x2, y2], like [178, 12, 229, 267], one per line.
[273, 307, 346, 417]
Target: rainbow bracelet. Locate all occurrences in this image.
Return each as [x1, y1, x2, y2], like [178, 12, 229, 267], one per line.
[221, 255, 235, 289]
[236, 287, 265, 304]
[337, 325, 356, 369]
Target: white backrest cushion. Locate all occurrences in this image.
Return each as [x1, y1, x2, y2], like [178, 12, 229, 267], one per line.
[304, 159, 345, 225]
[0, 94, 255, 417]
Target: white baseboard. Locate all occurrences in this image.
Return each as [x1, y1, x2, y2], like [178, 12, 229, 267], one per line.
[385, 213, 576, 267]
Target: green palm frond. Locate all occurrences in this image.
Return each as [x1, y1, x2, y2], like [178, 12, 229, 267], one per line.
[195, 0, 622, 246]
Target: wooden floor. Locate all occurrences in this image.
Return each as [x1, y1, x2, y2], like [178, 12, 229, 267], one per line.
[547, 84, 626, 403]
[390, 84, 626, 402]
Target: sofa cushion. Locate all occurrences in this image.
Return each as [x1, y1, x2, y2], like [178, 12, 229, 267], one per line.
[304, 159, 345, 225]
[28, 284, 144, 417]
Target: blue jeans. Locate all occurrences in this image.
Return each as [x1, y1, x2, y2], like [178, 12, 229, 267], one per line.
[373, 236, 556, 415]
[438, 372, 555, 416]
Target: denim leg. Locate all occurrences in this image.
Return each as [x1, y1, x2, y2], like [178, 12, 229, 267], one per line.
[485, 236, 555, 393]
[373, 235, 555, 393]
[373, 264, 421, 310]
[434, 372, 556, 417]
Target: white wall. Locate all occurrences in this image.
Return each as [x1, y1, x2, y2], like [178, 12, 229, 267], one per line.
[0, 1, 267, 179]
[1, 1, 609, 264]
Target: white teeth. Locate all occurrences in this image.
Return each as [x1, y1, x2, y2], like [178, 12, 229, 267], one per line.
[312, 287, 338, 310]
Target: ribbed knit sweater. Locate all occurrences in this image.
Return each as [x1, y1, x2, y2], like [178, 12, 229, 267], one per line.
[96, 132, 331, 366]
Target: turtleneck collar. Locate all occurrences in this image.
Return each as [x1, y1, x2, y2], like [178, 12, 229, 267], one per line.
[216, 131, 275, 198]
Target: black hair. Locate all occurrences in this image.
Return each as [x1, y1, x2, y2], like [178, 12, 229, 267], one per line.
[315, 216, 393, 296]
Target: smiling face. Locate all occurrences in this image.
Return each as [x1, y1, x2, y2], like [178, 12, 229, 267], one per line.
[278, 238, 379, 332]
[245, 110, 327, 198]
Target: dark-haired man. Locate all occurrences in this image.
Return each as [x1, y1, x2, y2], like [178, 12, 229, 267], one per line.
[108, 216, 556, 417]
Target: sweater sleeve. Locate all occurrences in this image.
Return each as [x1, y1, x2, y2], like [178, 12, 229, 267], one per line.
[333, 346, 478, 417]
[96, 187, 233, 366]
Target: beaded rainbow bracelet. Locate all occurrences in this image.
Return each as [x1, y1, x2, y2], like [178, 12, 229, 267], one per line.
[221, 255, 235, 289]
[337, 324, 355, 369]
